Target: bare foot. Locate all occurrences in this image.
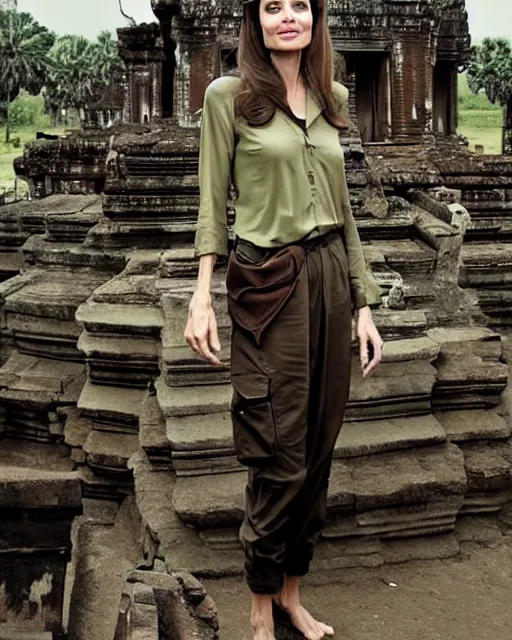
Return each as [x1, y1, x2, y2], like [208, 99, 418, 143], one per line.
[275, 595, 334, 640]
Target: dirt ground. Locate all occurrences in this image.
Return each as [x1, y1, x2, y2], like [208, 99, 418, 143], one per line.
[205, 536, 512, 640]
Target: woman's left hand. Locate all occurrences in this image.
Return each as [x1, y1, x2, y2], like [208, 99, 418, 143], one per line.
[356, 306, 383, 378]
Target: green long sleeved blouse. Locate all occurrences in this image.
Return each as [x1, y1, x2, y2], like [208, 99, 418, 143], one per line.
[194, 75, 382, 309]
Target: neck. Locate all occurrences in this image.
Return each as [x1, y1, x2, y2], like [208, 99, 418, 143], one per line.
[270, 50, 303, 92]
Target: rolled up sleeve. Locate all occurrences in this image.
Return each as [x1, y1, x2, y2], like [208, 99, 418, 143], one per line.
[194, 78, 236, 258]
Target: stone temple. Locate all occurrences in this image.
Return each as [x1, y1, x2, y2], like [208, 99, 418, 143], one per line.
[1, 0, 512, 638]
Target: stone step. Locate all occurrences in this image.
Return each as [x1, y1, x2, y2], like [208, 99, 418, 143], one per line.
[46, 195, 102, 242]
[78, 465, 133, 501]
[0, 464, 81, 509]
[83, 428, 139, 477]
[90, 273, 161, 306]
[64, 406, 94, 465]
[0, 250, 24, 281]
[475, 288, 512, 326]
[86, 217, 196, 251]
[139, 387, 172, 470]
[103, 191, 199, 220]
[158, 334, 440, 433]
[354, 212, 416, 241]
[435, 409, 510, 443]
[166, 412, 447, 476]
[78, 331, 160, 387]
[172, 443, 467, 534]
[129, 450, 242, 576]
[428, 327, 508, 410]
[0, 353, 85, 443]
[13, 194, 101, 237]
[459, 242, 512, 287]
[76, 301, 163, 336]
[22, 235, 124, 272]
[0, 630, 52, 640]
[372, 239, 437, 277]
[77, 380, 145, 433]
[4, 269, 110, 360]
[459, 441, 512, 515]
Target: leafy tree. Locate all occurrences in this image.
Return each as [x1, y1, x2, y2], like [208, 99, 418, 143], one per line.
[44, 31, 123, 124]
[467, 38, 512, 154]
[0, 9, 55, 142]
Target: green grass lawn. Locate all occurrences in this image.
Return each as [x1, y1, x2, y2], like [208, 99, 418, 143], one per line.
[0, 124, 67, 198]
[457, 72, 504, 154]
[458, 109, 504, 154]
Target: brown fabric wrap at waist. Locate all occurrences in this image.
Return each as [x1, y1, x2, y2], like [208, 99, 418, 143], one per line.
[226, 231, 341, 344]
[226, 243, 305, 345]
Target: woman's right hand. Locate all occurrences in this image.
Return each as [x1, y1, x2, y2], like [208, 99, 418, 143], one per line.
[184, 290, 222, 366]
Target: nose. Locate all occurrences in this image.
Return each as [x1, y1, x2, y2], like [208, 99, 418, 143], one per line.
[282, 2, 296, 20]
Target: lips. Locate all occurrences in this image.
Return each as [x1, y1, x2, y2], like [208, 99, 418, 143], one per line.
[277, 28, 300, 35]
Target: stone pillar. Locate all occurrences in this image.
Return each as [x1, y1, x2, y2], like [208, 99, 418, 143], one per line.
[172, 22, 219, 128]
[424, 32, 436, 135]
[122, 69, 132, 124]
[151, 61, 163, 119]
[390, 34, 429, 141]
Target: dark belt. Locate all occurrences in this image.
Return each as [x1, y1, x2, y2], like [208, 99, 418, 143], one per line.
[234, 228, 341, 266]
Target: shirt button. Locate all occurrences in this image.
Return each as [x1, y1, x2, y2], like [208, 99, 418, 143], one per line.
[308, 173, 315, 185]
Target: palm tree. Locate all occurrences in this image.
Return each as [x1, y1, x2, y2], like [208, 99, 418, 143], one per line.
[44, 32, 122, 125]
[0, 9, 54, 142]
[467, 38, 512, 155]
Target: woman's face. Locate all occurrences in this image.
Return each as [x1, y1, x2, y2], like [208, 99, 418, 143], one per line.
[258, 0, 314, 52]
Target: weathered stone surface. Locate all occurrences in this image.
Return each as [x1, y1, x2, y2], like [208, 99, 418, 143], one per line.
[428, 328, 508, 410]
[336, 414, 447, 458]
[67, 497, 142, 640]
[436, 410, 511, 443]
[0, 465, 81, 509]
[78, 381, 145, 432]
[76, 301, 163, 335]
[83, 429, 140, 475]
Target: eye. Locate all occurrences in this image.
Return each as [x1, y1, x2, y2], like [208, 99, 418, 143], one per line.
[294, 1, 309, 9]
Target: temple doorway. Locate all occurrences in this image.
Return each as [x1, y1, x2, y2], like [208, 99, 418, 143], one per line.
[433, 61, 457, 134]
[349, 52, 391, 142]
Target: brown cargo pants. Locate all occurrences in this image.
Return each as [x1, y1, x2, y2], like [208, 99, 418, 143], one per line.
[228, 230, 353, 594]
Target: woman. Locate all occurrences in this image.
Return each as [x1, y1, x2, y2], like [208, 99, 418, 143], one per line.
[185, 1, 383, 638]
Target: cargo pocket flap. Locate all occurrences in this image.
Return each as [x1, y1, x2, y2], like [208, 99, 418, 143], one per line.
[231, 373, 269, 400]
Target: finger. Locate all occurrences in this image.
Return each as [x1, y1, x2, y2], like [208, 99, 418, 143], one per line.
[197, 335, 221, 366]
[208, 311, 221, 354]
[363, 340, 383, 378]
[359, 335, 369, 369]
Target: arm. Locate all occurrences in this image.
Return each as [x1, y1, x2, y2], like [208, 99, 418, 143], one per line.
[334, 82, 382, 310]
[194, 77, 236, 258]
[186, 78, 236, 365]
[334, 82, 383, 376]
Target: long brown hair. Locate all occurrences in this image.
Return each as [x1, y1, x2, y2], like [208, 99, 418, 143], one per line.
[235, 0, 347, 129]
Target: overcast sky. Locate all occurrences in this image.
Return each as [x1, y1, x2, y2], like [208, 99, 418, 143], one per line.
[16, 0, 512, 42]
